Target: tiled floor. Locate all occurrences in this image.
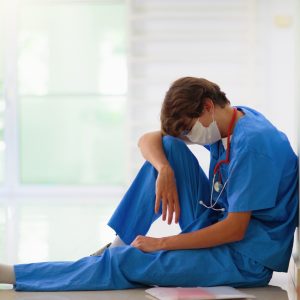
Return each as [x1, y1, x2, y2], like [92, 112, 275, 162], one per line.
[0, 272, 297, 300]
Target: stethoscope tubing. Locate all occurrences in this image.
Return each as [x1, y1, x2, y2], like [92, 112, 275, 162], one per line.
[200, 107, 238, 212]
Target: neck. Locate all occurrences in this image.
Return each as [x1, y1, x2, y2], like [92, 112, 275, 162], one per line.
[216, 105, 243, 138]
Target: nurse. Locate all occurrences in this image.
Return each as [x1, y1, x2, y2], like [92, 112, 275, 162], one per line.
[0, 76, 298, 291]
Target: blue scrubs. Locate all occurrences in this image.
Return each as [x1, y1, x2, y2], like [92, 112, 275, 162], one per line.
[210, 106, 299, 272]
[13, 106, 298, 291]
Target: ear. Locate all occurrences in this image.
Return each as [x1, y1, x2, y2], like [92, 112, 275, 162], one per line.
[203, 98, 214, 112]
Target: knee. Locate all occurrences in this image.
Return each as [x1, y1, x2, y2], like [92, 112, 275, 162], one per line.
[162, 135, 188, 157]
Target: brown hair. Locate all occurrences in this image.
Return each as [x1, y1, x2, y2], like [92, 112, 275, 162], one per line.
[160, 77, 230, 136]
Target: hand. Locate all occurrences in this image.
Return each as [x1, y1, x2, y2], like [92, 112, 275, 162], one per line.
[131, 235, 163, 252]
[155, 164, 180, 224]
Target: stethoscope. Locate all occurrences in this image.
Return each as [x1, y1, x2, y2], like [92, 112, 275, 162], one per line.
[199, 107, 238, 212]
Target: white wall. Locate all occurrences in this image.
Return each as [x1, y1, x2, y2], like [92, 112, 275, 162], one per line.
[296, 0, 300, 254]
[127, 0, 298, 184]
[260, 0, 296, 151]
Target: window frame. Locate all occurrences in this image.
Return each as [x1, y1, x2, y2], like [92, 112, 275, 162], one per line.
[0, 0, 127, 201]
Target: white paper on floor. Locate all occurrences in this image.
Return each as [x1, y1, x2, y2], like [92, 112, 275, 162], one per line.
[145, 286, 256, 300]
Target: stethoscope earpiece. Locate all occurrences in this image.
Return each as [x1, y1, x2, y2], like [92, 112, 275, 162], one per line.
[199, 197, 226, 212]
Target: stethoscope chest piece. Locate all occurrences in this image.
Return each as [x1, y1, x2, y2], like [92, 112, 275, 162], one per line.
[214, 181, 223, 193]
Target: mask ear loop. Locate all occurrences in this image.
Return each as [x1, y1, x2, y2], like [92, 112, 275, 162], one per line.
[210, 101, 217, 123]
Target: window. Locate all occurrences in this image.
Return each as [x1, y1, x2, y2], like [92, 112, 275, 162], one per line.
[18, 1, 127, 186]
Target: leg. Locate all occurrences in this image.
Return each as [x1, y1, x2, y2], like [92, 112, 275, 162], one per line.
[116, 246, 273, 288]
[13, 245, 272, 291]
[108, 135, 218, 245]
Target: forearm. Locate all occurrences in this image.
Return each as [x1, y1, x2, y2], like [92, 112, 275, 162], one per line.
[138, 131, 170, 172]
[160, 218, 243, 250]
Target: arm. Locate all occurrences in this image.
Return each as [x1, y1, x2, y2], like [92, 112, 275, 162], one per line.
[138, 131, 169, 172]
[138, 131, 195, 169]
[138, 131, 180, 224]
[161, 211, 251, 250]
[132, 211, 251, 251]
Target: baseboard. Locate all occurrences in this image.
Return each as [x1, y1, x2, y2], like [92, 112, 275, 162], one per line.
[289, 253, 300, 288]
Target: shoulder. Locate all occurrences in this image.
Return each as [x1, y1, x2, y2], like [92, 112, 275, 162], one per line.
[231, 106, 291, 159]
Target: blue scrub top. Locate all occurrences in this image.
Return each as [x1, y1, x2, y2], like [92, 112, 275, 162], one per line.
[208, 106, 299, 272]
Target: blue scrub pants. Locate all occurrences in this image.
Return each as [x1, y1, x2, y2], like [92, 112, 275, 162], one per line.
[14, 136, 273, 291]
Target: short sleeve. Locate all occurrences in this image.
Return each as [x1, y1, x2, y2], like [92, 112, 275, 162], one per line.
[227, 150, 280, 212]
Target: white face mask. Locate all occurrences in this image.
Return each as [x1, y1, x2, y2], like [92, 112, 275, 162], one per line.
[186, 117, 221, 145]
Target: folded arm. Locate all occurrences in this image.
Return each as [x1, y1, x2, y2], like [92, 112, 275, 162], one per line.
[138, 131, 181, 224]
